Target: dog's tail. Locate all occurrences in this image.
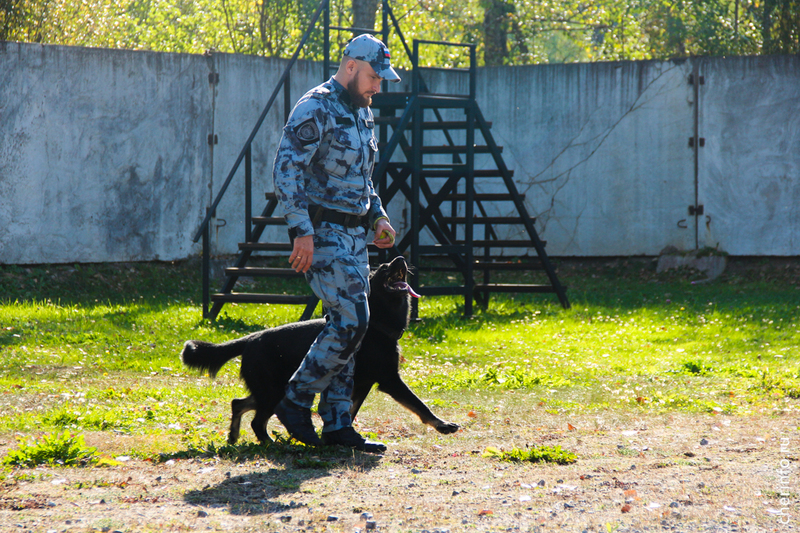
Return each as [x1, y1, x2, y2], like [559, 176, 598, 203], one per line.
[180, 335, 252, 378]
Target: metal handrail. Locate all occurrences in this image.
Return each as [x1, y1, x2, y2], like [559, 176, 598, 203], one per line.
[192, 0, 330, 244]
[194, 0, 422, 247]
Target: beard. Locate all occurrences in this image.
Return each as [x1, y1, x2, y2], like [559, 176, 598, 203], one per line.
[347, 77, 373, 108]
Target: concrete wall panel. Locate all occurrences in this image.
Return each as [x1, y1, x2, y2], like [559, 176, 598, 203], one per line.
[1, 42, 798, 264]
[202, 55, 321, 255]
[0, 43, 212, 264]
[699, 55, 800, 255]
[423, 60, 698, 256]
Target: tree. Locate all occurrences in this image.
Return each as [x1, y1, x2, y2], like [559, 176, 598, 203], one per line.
[1, 0, 797, 64]
[352, 0, 379, 35]
[481, 0, 514, 65]
[761, 0, 800, 53]
[1, 0, 24, 41]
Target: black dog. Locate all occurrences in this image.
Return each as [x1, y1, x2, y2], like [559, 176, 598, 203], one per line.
[181, 256, 459, 444]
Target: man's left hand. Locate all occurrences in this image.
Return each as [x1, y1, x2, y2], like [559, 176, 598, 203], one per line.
[373, 219, 396, 249]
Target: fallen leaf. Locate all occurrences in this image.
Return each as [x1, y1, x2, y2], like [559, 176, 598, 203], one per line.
[621, 504, 632, 513]
[478, 509, 494, 516]
[468, 410, 478, 418]
[482, 446, 502, 458]
[567, 423, 577, 431]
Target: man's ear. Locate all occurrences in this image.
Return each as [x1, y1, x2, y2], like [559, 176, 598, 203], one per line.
[345, 58, 358, 75]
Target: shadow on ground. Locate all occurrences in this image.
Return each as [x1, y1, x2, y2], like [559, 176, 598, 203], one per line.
[181, 443, 382, 516]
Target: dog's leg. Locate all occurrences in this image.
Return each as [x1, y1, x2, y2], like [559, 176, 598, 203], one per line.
[377, 376, 460, 434]
[350, 381, 376, 421]
[229, 396, 257, 444]
[250, 406, 275, 444]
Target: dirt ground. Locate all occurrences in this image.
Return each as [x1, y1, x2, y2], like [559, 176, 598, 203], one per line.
[0, 398, 797, 533]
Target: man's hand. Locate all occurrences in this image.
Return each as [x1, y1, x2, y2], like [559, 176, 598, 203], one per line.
[373, 218, 396, 249]
[289, 235, 314, 273]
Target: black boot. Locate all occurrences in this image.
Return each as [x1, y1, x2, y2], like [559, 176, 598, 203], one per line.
[322, 426, 386, 453]
[274, 397, 322, 447]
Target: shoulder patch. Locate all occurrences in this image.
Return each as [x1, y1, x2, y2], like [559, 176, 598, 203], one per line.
[294, 118, 320, 146]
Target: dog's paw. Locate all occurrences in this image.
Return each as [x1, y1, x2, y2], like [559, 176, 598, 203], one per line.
[435, 421, 460, 434]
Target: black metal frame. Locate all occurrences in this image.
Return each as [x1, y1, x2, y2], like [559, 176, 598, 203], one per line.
[193, 0, 569, 320]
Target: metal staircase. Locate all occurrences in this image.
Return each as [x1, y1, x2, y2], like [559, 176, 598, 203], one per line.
[192, 0, 569, 320]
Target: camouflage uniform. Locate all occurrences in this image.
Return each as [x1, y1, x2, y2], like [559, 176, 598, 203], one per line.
[272, 76, 389, 432]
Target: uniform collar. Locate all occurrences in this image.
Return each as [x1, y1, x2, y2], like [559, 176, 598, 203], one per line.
[329, 77, 357, 112]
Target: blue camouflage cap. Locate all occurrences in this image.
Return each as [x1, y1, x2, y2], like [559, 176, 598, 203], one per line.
[343, 34, 401, 83]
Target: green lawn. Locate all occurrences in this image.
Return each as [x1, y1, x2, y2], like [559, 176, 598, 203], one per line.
[0, 258, 798, 457]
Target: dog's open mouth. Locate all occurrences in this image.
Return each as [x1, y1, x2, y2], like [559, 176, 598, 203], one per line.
[384, 259, 421, 298]
[389, 280, 421, 298]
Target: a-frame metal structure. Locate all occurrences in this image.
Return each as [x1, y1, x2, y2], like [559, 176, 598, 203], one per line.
[192, 0, 569, 320]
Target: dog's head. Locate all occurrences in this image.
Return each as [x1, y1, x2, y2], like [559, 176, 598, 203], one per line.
[368, 256, 419, 339]
[370, 255, 420, 299]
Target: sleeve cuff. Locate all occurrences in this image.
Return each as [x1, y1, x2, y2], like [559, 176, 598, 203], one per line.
[372, 216, 390, 231]
[287, 218, 315, 238]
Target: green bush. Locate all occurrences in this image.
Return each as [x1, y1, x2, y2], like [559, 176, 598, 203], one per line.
[3, 431, 99, 467]
[483, 445, 577, 465]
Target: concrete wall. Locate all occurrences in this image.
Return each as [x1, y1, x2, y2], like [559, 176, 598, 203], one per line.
[2, 44, 212, 263]
[423, 55, 800, 256]
[0, 42, 320, 264]
[699, 56, 800, 255]
[1, 42, 798, 264]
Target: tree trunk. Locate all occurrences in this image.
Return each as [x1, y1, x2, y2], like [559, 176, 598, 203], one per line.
[352, 0, 379, 36]
[483, 0, 513, 66]
[761, 0, 775, 53]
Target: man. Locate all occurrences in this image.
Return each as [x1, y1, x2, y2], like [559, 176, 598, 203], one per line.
[271, 34, 400, 453]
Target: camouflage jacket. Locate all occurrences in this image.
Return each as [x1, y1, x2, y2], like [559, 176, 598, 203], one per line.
[272, 77, 389, 238]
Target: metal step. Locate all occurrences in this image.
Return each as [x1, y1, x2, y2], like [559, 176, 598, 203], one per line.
[440, 216, 533, 224]
[239, 242, 293, 252]
[417, 95, 471, 108]
[417, 145, 500, 155]
[419, 261, 545, 272]
[445, 193, 524, 201]
[251, 216, 285, 226]
[211, 293, 313, 304]
[373, 92, 471, 109]
[472, 284, 558, 294]
[474, 261, 545, 271]
[417, 284, 558, 296]
[417, 244, 468, 254]
[417, 286, 470, 296]
[383, 163, 513, 178]
[417, 240, 543, 252]
[224, 267, 301, 278]
[373, 117, 492, 130]
[455, 240, 537, 248]
[422, 168, 513, 178]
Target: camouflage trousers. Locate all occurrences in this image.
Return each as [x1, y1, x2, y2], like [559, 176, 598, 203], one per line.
[285, 222, 370, 432]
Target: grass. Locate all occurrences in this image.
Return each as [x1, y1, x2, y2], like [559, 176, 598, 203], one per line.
[0, 257, 798, 458]
[482, 444, 578, 465]
[2, 431, 99, 467]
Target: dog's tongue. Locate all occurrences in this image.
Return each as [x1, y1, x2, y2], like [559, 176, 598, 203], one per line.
[392, 281, 421, 298]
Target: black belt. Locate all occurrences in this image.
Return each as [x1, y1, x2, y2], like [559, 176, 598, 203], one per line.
[309, 205, 366, 229]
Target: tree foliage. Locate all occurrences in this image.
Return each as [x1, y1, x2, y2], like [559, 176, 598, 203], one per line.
[1, 0, 797, 64]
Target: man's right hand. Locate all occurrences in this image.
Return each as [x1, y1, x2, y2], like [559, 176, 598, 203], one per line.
[289, 235, 314, 273]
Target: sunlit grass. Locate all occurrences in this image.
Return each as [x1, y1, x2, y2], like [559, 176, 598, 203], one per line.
[0, 258, 798, 451]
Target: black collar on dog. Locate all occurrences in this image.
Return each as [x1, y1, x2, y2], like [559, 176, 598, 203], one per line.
[367, 321, 405, 341]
